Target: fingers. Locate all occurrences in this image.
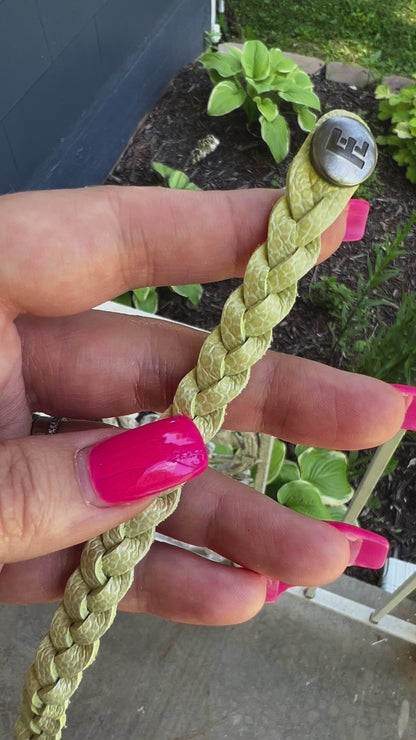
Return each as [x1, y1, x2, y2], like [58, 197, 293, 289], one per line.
[0, 424, 204, 564]
[120, 541, 266, 625]
[239, 351, 404, 449]
[157, 469, 350, 587]
[0, 542, 266, 625]
[0, 312, 31, 439]
[18, 311, 406, 449]
[0, 545, 84, 604]
[317, 205, 347, 263]
[1, 187, 346, 316]
[0, 468, 351, 625]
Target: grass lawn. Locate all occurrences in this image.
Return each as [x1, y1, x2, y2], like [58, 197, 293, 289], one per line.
[227, 0, 416, 77]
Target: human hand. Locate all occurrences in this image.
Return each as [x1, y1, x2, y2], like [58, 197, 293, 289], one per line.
[0, 186, 406, 623]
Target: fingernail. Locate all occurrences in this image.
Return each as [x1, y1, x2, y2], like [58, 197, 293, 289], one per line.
[327, 521, 389, 569]
[265, 578, 291, 603]
[76, 416, 208, 507]
[343, 199, 370, 242]
[391, 384, 416, 431]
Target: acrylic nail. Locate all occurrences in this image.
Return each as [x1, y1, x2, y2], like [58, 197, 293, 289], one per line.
[265, 578, 291, 603]
[343, 199, 370, 242]
[76, 415, 208, 507]
[391, 384, 416, 431]
[327, 521, 389, 569]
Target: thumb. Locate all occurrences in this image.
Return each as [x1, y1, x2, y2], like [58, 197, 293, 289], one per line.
[1, 416, 207, 563]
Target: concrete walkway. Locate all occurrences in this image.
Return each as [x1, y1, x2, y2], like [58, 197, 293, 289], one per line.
[1, 575, 415, 739]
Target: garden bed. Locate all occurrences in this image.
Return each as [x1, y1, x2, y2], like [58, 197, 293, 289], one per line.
[107, 61, 416, 584]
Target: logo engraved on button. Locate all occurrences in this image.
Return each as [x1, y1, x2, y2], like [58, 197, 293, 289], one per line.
[310, 114, 377, 187]
[326, 127, 369, 170]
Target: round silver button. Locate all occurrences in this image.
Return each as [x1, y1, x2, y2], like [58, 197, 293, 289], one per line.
[310, 115, 377, 187]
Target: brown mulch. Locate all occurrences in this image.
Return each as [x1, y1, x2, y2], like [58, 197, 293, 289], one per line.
[106, 61, 416, 585]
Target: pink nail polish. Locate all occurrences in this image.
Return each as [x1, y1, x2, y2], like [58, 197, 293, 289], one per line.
[343, 199, 370, 242]
[391, 384, 416, 431]
[265, 578, 291, 603]
[76, 416, 208, 506]
[327, 521, 389, 569]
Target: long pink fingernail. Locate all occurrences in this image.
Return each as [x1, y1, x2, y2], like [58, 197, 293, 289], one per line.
[265, 578, 291, 603]
[327, 521, 389, 569]
[391, 384, 416, 431]
[343, 199, 370, 242]
[76, 416, 208, 507]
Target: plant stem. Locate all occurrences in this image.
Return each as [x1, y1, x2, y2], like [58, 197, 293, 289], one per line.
[332, 213, 416, 357]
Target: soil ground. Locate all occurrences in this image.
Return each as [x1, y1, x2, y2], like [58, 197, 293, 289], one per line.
[107, 62, 416, 585]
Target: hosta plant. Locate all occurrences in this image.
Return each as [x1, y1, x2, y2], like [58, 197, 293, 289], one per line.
[376, 76, 416, 184]
[199, 39, 320, 163]
[265, 439, 354, 521]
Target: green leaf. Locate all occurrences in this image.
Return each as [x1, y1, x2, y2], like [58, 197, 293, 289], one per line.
[278, 460, 301, 484]
[248, 78, 277, 95]
[152, 162, 199, 190]
[279, 87, 320, 109]
[241, 40, 270, 81]
[207, 70, 223, 86]
[168, 171, 192, 189]
[394, 122, 412, 139]
[132, 287, 158, 314]
[266, 438, 286, 484]
[170, 284, 203, 305]
[269, 48, 297, 74]
[292, 70, 314, 89]
[297, 447, 354, 505]
[394, 148, 411, 165]
[213, 443, 234, 456]
[325, 505, 348, 521]
[133, 287, 151, 301]
[268, 460, 301, 497]
[260, 114, 290, 163]
[277, 480, 330, 520]
[207, 80, 246, 116]
[254, 95, 278, 122]
[407, 164, 416, 183]
[199, 50, 242, 78]
[152, 161, 175, 179]
[295, 105, 317, 132]
[375, 84, 392, 100]
[112, 291, 133, 307]
[225, 44, 243, 61]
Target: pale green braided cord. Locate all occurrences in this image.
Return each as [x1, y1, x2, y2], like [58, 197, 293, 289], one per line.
[15, 110, 362, 738]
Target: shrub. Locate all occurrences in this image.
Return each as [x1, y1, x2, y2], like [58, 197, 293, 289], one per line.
[376, 77, 416, 184]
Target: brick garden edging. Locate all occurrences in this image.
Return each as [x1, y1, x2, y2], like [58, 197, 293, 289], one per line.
[219, 44, 414, 93]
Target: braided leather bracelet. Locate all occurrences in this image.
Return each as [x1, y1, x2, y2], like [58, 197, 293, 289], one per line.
[14, 109, 377, 739]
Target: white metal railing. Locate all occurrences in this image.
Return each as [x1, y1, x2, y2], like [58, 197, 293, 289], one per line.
[299, 429, 416, 642]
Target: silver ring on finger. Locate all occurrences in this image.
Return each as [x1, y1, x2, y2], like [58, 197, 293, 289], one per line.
[30, 414, 68, 435]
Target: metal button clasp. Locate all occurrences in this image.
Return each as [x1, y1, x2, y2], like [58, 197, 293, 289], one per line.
[310, 115, 378, 187]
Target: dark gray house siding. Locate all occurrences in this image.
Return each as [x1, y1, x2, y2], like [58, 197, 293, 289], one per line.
[0, 0, 210, 193]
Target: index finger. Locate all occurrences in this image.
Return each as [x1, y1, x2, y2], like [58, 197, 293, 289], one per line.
[0, 186, 346, 317]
